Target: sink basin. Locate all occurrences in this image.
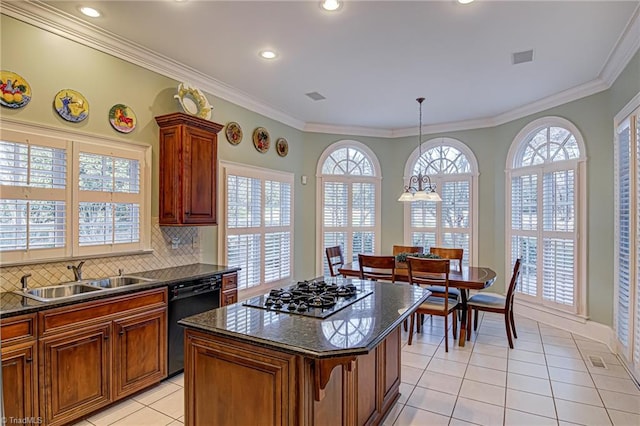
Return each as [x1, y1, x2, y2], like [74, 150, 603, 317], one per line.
[86, 275, 155, 289]
[19, 283, 104, 302]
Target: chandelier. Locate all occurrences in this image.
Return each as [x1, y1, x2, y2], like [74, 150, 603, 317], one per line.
[398, 97, 442, 202]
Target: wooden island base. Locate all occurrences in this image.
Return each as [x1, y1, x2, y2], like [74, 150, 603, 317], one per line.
[184, 326, 401, 426]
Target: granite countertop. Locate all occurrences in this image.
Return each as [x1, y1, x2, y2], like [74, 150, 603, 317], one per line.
[179, 278, 430, 359]
[0, 263, 239, 318]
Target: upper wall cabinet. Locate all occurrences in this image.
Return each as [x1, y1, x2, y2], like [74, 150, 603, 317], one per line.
[155, 113, 223, 226]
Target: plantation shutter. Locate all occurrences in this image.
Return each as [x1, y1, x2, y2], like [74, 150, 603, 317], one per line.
[0, 138, 69, 260]
[634, 115, 640, 365]
[511, 174, 538, 297]
[225, 168, 293, 291]
[617, 122, 631, 349]
[542, 170, 576, 307]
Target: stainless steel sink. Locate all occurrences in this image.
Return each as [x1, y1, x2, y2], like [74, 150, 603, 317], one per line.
[86, 275, 155, 289]
[19, 282, 104, 302]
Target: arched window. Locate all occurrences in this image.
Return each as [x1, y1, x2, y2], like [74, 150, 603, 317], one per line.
[506, 117, 587, 315]
[316, 141, 381, 275]
[403, 138, 478, 265]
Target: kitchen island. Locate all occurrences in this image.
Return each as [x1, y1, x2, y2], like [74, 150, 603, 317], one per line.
[179, 278, 430, 426]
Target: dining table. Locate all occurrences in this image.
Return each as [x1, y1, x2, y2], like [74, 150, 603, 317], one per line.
[338, 261, 497, 346]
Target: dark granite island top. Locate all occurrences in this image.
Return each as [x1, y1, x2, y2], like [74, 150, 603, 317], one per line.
[180, 278, 430, 425]
[179, 278, 429, 359]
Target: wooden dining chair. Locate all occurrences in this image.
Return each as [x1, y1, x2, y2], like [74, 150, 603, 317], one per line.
[406, 257, 459, 352]
[466, 258, 522, 348]
[426, 247, 463, 302]
[392, 245, 423, 256]
[325, 246, 345, 277]
[358, 254, 396, 283]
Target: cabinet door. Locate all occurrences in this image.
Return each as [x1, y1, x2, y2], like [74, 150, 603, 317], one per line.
[158, 126, 182, 225]
[2, 341, 37, 420]
[113, 308, 167, 399]
[183, 126, 217, 224]
[41, 323, 111, 426]
[221, 290, 238, 307]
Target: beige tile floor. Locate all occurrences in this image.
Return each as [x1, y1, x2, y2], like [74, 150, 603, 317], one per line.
[73, 312, 640, 426]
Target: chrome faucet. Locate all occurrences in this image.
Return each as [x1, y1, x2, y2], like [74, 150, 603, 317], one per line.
[67, 260, 86, 281]
[118, 268, 124, 277]
[20, 273, 32, 292]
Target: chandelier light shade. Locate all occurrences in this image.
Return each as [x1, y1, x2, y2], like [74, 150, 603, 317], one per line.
[398, 97, 442, 202]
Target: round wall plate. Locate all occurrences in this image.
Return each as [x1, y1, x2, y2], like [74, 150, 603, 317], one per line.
[253, 127, 270, 153]
[109, 104, 137, 133]
[276, 137, 289, 157]
[225, 122, 243, 145]
[0, 70, 32, 109]
[54, 89, 89, 122]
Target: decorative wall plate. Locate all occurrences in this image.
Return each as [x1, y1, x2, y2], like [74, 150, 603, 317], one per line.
[54, 89, 89, 122]
[253, 127, 270, 153]
[0, 70, 32, 109]
[276, 137, 289, 157]
[109, 104, 137, 133]
[174, 82, 212, 120]
[225, 122, 243, 145]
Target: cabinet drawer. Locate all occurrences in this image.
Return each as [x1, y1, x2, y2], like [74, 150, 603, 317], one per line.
[1, 313, 36, 344]
[221, 273, 237, 291]
[39, 288, 167, 337]
[221, 290, 237, 307]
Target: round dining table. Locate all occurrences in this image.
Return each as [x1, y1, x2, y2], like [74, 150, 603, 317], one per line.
[338, 261, 497, 346]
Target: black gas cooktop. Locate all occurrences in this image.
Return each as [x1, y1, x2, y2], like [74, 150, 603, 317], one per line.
[242, 278, 373, 318]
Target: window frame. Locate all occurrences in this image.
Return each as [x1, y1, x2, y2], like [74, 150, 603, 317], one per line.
[505, 116, 587, 316]
[402, 137, 479, 266]
[315, 140, 382, 276]
[218, 160, 295, 297]
[0, 119, 151, 265]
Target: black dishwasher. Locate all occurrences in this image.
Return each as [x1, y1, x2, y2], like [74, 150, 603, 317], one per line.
[168, 275, 221, 376]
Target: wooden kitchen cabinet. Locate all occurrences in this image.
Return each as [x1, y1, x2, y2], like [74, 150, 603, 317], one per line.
[155, 112, 223, 226]
[220, 272, 238, 307]
[40, 323, 111, 426]
[113, 307, 167, 399]
[1, 313, 38, 421]
[38, 287, 168, 426]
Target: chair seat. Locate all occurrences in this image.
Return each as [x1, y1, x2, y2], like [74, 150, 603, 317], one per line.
[418, 296, 460, 311]
[425, 285, 461, 298]
[467, 292, 506, 308]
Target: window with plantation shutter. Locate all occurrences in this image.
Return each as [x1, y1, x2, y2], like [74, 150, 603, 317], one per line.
[0, 124, 150, 263]
[507, 118, 586, 315]
[403, 138, 478, 265]
[614, 101, 639, 378]
[222, 163, 294, 291]
[317, 141, 381, 275]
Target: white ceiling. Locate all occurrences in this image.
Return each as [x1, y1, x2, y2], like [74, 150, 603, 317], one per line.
[7, 1, 640, 135]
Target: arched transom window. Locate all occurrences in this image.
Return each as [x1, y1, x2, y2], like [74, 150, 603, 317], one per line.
[507, 117, 586, 315]
[317, 141, 381, 275]
[404, 138, 478, 265]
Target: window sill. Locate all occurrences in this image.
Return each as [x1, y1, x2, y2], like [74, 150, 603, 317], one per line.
[0, 249, 155, 268]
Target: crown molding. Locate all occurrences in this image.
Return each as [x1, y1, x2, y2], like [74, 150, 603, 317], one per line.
[600, 2, 640, 85]
[2, 0, 637, 139]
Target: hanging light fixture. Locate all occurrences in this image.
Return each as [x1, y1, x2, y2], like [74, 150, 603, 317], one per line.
[398, 97, 442, 202]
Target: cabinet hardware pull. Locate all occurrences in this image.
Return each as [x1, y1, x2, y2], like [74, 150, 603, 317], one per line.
[104, 335, 109, 340]
[119, 330, 124, 336]
[26, 358, 32, 363]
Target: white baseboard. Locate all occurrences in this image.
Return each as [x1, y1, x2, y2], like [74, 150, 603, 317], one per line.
[514, 300, 616, 352]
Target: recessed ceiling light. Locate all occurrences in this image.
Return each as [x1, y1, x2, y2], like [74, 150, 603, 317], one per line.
[259, 50, 278, 60]
[458, 0, 474, 4]
[320, 0, 342, 12]
[79, 6, 101, 18]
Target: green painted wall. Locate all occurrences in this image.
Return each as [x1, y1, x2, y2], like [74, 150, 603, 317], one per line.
[3, 15, 639, 326]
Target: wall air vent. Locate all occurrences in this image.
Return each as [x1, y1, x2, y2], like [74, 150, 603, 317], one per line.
[305, 91, 326, 101]
[512, 49, 534, 65]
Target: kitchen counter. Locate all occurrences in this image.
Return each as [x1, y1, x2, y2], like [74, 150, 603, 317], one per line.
[180, 278, 430, 425]
[180, 278, 428, 358]
[0, 263, 239, 318]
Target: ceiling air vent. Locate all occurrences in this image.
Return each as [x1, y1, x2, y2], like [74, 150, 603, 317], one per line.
[512, 49, 534, 65]
[305, 91, 326, 101]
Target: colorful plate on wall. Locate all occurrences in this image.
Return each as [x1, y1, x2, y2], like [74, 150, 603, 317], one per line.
[0, 70, 32, 109]
[54, 89, 89, 122]
[109, 104, 137, 133]
[253, 127, 270, 153]
[276, 137, 289, 157]
[225, 121, 243, 145]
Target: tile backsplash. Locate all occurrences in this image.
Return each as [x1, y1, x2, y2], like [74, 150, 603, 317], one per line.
[0, 218, 202, 293]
